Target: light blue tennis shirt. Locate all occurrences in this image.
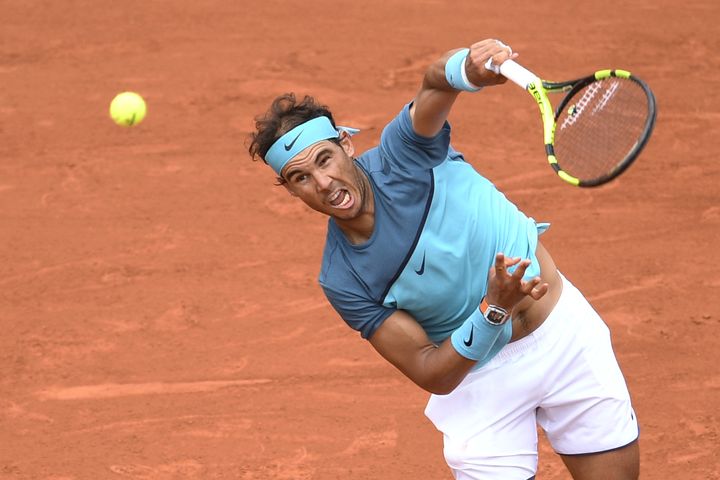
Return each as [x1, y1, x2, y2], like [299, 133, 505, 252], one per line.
[319, 103, 547, 362]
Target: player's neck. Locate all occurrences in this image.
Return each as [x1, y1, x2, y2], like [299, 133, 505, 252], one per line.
[336, 215, 374, 245]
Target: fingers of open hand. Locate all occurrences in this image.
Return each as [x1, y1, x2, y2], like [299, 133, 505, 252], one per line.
[504, 256, 522, 268]
[494, 252, 521, 273]
[511, 259, 531, 280]
[487, 255, 544, 309]
[493, 252, 506, 275]
[521, 277, 549, 300]
[487, 252, 550, 310]
[493, 253, 526, 281]
[531, 282, 550, 300]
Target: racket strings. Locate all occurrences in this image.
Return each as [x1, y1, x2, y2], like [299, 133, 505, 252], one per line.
[553, 77, 650, 181]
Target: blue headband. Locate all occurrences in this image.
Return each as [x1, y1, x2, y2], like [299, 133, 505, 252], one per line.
[265, 116, 359, 175]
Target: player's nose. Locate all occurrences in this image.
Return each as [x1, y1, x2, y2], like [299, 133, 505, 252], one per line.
[314, 171, 333, 191]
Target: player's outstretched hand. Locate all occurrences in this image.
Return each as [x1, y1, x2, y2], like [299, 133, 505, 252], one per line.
[485, 252, 548, 311]
[465, 39, 518, 88]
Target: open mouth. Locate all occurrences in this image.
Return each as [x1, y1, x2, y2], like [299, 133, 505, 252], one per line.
[329, 189, 353, 209]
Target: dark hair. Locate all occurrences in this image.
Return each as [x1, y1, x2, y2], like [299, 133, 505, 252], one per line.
[248, 93, 338, 164]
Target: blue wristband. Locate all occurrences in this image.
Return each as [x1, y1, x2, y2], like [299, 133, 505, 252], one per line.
[445, 48, 482, 92]
[476, 319, 512, 366]
[450, 308, 511, 361]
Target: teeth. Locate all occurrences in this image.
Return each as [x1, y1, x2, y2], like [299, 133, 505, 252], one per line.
[329, 190, 342, 203]
[329, 189, 351, 208]
[338, 191, 352, 207]
[329, 190, 352, 208]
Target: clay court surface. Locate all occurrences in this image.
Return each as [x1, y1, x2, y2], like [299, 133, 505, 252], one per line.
[2, 0, 719, 478]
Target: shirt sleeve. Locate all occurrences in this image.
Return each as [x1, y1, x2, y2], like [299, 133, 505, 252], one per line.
[321, 282, 396, 340]
[379, 102, 451, 172]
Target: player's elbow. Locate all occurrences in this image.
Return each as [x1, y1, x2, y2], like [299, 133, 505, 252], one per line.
[412, 348, 469, 395]
[418, 376, 463, 396]
[426, 384, 455, 395]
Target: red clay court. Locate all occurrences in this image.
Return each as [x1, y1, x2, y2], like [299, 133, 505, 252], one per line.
[1, 0, 719, 478]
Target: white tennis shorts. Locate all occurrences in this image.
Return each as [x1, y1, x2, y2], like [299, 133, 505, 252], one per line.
[424, 273, 639, 480]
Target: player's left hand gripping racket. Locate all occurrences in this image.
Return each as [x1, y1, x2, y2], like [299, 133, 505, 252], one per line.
[487, 59, 657, 187]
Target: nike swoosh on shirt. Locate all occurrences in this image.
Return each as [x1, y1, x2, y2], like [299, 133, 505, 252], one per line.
[284, 130, 304, 151]
[463, 327, 474, 347]
[414, 252, 426, 275]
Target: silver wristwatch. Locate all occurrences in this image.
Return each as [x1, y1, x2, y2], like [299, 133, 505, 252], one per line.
[480, 298, 510, 326]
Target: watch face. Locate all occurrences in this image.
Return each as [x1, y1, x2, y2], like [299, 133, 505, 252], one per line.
[485, 307, 509, 325]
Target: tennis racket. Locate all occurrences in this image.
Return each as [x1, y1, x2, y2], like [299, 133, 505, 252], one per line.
[487, 59, 657, 187]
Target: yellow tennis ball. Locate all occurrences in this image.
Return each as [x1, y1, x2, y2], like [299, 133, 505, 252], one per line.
[109, 92, 147, 127]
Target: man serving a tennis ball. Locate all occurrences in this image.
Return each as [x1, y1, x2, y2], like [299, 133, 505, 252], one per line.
[248, 39, 639, 480]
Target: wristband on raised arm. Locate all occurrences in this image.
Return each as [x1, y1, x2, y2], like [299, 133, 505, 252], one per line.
[444, 48, 482, 92]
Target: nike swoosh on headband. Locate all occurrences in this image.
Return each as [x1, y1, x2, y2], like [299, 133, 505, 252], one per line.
[284, 130, 304, 151]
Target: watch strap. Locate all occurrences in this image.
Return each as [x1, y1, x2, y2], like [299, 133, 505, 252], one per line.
[480, 297, 490, 315]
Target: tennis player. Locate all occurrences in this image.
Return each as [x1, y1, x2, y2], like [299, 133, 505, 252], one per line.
[249, 39, 639, 480]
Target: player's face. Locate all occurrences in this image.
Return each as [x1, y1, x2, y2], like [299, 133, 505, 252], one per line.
[280, 135, 369, 221]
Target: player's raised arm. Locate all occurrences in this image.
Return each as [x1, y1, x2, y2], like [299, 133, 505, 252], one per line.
[410, 39, 516, 137]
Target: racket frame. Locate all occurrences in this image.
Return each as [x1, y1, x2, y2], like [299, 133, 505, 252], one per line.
[490, 60, 657, 187]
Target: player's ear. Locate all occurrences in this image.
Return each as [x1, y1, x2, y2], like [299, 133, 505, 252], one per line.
[339, 131, 355, 157]
[281, 182, 298, 197]
[277, 177, 298, 197]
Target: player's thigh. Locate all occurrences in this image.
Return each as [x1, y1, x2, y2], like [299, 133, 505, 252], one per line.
[536, 279, 639, 456]
[560, 439, 639, 480]
[425, 364, 544, 479]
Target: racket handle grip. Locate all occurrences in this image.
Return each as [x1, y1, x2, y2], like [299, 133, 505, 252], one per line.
[485, 58, 539, 90]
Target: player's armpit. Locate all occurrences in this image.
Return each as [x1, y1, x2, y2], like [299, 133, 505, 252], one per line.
[368, 310, 476, 395]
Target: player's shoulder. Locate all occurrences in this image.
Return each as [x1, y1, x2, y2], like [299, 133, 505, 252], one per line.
[318, 221, 393, 302]
[319, 224, 351, 286]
